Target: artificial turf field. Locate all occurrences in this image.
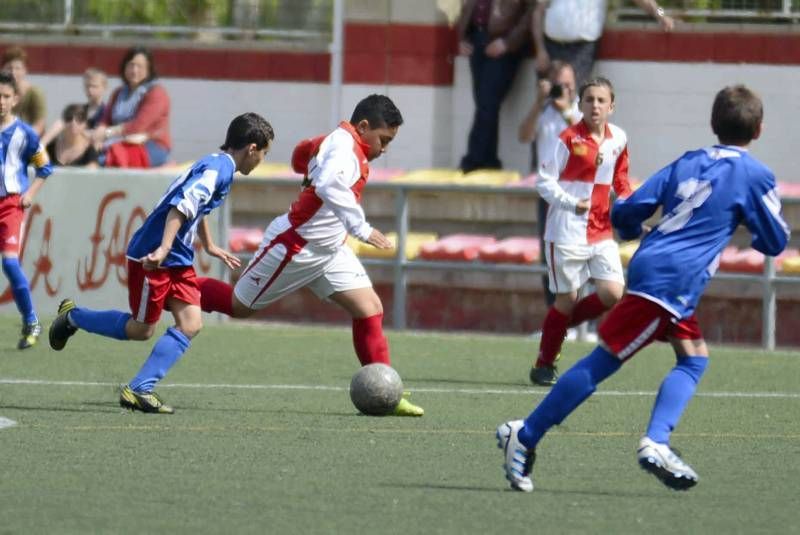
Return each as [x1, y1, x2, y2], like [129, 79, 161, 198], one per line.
[1, 315, 799, 534]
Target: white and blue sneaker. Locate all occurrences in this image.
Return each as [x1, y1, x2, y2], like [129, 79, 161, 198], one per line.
[496, 420, 535, 492]
[637, 436, 699, 490]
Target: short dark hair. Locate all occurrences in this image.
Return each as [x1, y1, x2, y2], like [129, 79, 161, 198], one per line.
[0, 71, 17, 93]
[220, 112, 274, 151]
[62, 103, 88, 123]
[119, 46, 157, 86]
[579, 77, 615, 102]
[711, 85, 763, 145]
[350, 94, 403, 129]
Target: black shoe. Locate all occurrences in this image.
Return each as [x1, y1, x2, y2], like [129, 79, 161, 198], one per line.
[530, 365, 558, 387]
[49, 299, 78, 351]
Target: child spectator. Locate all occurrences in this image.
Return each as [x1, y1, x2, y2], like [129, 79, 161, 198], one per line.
[46, 104, 99, 167]
[41, 68, 107, 147]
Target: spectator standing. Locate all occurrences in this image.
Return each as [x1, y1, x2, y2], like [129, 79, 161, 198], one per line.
[92, 46, 171, 168]
[46, 104, 99, 167]
[1, 46, 46, 136]
[532, 0, 674, 86]
[456, 0, 535, 172]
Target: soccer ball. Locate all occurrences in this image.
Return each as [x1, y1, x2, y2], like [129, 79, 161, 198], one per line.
[349, 363, 403, 416]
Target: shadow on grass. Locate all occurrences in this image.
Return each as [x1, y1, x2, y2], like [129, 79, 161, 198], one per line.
[382, 481, 666, 498]
[402, 376, 531, 388]
[0, 401, 121, 413]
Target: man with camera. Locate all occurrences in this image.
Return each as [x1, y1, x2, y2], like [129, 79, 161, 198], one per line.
[519, 60, 580, 342]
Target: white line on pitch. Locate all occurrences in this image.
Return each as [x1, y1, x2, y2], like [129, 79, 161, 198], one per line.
[1, 377, 799, 399]
[0, 417, 17, 430]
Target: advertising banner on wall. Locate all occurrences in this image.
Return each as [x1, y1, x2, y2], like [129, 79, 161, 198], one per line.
[0, 167, 225, 318]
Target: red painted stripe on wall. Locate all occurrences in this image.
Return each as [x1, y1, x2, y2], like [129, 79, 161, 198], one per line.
[3, 27, 800, 86]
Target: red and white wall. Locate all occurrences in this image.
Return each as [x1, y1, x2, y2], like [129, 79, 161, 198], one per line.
[8, 0, 800, 181]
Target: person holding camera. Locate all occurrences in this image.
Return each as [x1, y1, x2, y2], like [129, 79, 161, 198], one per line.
[519, 60, 580, 333]
[529, 77, 631, 387]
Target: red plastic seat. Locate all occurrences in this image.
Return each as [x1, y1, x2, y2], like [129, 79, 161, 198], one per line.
[418, 234, 497, 262]
[477, 237, 540, 264]
[228, 227, 264, 253]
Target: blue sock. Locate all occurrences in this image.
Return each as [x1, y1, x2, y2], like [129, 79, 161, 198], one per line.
[129, 327, 191, 393]
[519, 346, 622, 449]
[646, 356, 708, 444]
[70, 307, 130, 340]
[2, 257, 36, 324]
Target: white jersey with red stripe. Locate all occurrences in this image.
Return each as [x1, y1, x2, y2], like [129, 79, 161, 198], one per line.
[537, 121, 631, 245]
[269, 122, 373, 252]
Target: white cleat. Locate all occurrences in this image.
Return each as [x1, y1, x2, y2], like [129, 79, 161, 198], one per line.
[637, 436, 699, 490]
[496, 420, 535, 492]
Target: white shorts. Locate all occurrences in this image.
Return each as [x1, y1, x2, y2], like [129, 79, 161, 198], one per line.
[544, 239, 624, 294]
[234, 226, 372, 310]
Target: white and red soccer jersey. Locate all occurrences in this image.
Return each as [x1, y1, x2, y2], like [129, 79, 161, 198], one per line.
[270, 121, 372, 251]
[537, 121, 631, 245]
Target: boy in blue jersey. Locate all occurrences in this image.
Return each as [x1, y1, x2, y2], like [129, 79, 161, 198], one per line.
[497, 85, 790, 492]
[0, 72, 53, 349]
[48, 112, 274, 413]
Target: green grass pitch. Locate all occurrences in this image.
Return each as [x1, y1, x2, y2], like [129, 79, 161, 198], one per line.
[1, 316, 799, 534]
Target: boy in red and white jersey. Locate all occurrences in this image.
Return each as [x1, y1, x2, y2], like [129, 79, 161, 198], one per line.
[198, 94, 423, 416]
[531, 77, 631, 386]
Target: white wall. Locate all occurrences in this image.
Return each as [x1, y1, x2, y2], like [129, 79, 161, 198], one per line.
[32, 59, 800, 181]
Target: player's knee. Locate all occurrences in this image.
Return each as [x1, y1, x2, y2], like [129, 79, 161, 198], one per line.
[178, 322, 202, 339]
[127, 321, 157, 341]
[231, 295, 255, 319]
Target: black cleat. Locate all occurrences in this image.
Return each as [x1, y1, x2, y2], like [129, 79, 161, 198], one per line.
[529, 365, 558, 387]
[49, 299, 78, 351]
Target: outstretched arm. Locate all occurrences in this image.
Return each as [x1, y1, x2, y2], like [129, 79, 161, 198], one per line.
[199, 218, 241, 270]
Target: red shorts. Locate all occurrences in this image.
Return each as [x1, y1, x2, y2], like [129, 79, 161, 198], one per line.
[598, 294, 703, 361]
[0, 195, 24, 254]
[127, 259, 200, 324]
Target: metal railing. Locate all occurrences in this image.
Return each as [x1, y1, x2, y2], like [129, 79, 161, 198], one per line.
[612, 0, 800, 22]
[231, 177, 800, 350]
[0, 0, 334, 42]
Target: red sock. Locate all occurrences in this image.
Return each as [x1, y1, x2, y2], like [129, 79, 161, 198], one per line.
[568, 293, 608, 327]
[197, 277, 234, 316]
[352, 313, 391, 366]
[536, 307, 570, 368]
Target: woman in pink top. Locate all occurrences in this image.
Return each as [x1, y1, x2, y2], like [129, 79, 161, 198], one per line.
[92, 46, 171, 168]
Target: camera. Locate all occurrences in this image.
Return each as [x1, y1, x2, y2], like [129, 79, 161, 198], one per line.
[549, 83, 564, 99]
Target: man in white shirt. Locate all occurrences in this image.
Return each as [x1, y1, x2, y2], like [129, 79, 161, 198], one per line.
[532, 0, 674, 85]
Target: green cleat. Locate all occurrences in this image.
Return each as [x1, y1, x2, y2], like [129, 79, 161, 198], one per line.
[119, 385, 174, 414]
[18, 320, 41, 350]
[392, 393, 424, 417]
[49, 299, 78, 351]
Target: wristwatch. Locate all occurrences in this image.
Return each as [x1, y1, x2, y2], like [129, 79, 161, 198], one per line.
[655, 6, 665, 17]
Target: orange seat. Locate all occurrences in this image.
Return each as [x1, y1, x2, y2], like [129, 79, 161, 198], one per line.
[477, 237, 540, 264]
[418, 234, 497, 262]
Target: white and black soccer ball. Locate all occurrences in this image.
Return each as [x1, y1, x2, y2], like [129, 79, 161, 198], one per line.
[349, 363, 403, 416]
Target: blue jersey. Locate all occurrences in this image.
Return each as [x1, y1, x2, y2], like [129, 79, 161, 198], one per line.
[127, 153, 236, 267]
[612, 145, 790, 318]
[0, 118, 53, 196]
